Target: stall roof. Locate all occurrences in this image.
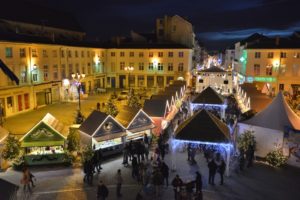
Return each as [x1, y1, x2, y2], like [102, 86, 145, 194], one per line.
[151, 94, 173, 104]
[243, 92, 300, 131]
[143, 99, 166, 117]
[199, 66, 226, 73]
[192, 86, 224, 105]
[79, 111, 108, 136]
[0, 178, 19, 200]
[0, 126, 9, 143]
[171, 80, 186, 86]
[175, 109, 230, 143]
[115, 106, 140, 128]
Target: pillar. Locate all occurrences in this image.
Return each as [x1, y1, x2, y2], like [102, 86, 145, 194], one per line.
[163, 75, 167, 87]
[154, 75, 157, 87]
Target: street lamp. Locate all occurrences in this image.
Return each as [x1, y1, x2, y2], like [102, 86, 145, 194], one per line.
[71, 73, 85, 111]
[125, 66, 134, 90]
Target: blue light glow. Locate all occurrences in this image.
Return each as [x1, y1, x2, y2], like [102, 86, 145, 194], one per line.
[171, 139, 233, 151]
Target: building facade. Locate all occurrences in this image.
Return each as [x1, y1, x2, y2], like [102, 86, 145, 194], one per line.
[234, 34, 300, 95]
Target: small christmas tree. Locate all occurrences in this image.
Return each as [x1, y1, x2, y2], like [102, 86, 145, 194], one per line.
[81, 145, 94, 163]
[105, 97, 119, 117]
[237, 130, 256, 152]
[127, 89, 141, 109]
[67, 128, 80, 152]
[2, 134, 21, 161]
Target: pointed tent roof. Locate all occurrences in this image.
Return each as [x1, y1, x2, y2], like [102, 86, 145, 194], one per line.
[199, 66, 226, 73]
[115, 106, 140, 128]
[79, 111, 108, 136]
[192, 86, 224, 105]
[175, 109, 230, 143]
[243, 92, 300, 131]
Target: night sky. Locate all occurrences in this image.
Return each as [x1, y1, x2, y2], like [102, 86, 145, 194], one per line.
[26, 0, 300, 49]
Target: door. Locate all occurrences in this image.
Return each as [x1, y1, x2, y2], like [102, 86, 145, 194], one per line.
[111, 77, 116, 88]
[17, 95, 23, 111]
[119, 75, 125, 88]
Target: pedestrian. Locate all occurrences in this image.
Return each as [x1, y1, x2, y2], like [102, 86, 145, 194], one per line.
[219, 160, 226, 185]
[161, 162, 169, 187]
[123, 143, 129, 166]
[172, 174, 183, 200]
[132, 156, 139, 179]
[160, 144, 165, 160]
[195, 171, 202, 193]
[152, 168, 164, 198]
[208, 159, 217, 185]
[87, 160, 94, 185]
[96, 102, 101, 111]
[185, 180, 194, 200]
[115, 169, 123, 197]
[97, 180, 109, 200]
[187, 143, 192, 161]
[246, 144, 255, 168]
[239, 149, 245, 171]
[29, 170, 36, 188]
[21, 167, 31, 193]
[143, 133, 149, 146]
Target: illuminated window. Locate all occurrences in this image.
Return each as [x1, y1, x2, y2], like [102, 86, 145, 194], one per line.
[111, 52, 116, 57]
[130, 52, 134, 57]
[267, 52, 273, 58]
[254, 64, 260, 75]
[53, 64, 58, 80]
[61, 50, 64, 58]
[158, 63, 163, 71]
[32, 49, 38, 57]
[120, 52, 125, 57]
[139, 52, 144, 57]
[280, 52, 287, 58]
[68, 50, 72, 57]
[43, 65, 49, 81]
[168, 52, 173, 57]
[294, 52, 300, 58]
[120, 62, 125, 70]
[5, 47, 13, 58]
[178, 63, 184, 72]
[254, 52, 261, 58]
[139, 63, 144, 71]
[42, 49, 48, 57]
[168, 63, 173, 71]
[149, 63, 153, 70]
[149, 52, 153, 57]
[158, 52, 163, 57]
[20, 48, 26, 57]
[179, 52, 184, 57]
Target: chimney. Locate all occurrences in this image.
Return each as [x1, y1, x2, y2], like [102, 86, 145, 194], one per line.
[275, 37, 280, 46]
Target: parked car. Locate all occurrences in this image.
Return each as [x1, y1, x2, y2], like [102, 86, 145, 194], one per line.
[118, 90, 129, 100]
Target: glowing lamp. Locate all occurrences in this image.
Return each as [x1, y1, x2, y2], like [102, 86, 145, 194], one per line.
[239, 57, 245, 62]
[273, 60, 280, 67]
[62, 79, 70, 87]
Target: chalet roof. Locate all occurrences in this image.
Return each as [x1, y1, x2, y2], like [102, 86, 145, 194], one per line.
[115, 106, 140, 128]
[192, 87, 224, 105]
[199, 66, 226, 73]
[175, 109, 230, 143]
[79, 111, 108, 136]
[143, 99, 166, 117]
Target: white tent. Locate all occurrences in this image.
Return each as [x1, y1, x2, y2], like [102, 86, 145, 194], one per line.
[238, 92, 300, 157]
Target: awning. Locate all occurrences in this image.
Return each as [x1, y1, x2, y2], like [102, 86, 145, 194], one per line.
[93, 132, 126, 142]
[0, 59, 19, 85]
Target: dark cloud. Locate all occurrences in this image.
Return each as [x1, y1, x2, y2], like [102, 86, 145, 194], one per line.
[25, 0, 300, 49]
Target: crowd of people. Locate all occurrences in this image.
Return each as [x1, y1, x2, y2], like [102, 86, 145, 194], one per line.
[83, 149, 103, 185]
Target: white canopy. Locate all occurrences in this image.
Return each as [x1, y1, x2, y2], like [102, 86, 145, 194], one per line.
[243, 92, 300, 131]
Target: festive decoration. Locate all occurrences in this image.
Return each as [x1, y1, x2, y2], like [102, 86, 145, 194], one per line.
[81, 145, 94, 163]
[237, 130, 256, 152]
[1, 134, 21, 161]
[105, 97, 119, 117]
[127, 89, 142, 109]
[67, 128, 80, 152]
[266, 149, 288, 167]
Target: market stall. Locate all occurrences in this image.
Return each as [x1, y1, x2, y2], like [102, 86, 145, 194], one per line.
[115, 106, 155, 141]
[79, 110, 126, 156]
[20, 113, 68, 165]
[172, 109, 232, 176]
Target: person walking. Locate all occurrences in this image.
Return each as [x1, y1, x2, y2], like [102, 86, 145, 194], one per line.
[187, 143, 192, 161]
[97, 180, 109, 200]
[115, 169, 123, 197]
[195, 171, 202, 193]
[21, 167, 31, 193]
[132, 156, 139, 179]
[29, 170, 36, 188]
[152, 169, 164, 198]
[219, 159, 226, 185]
[161, 162, 169, 187]
[239, 149, 245, 171]
[208, 159, 217, 185]
[172, 174, 183, 200]
[96, 102, 101, 111]
[123, 143, 129, 166]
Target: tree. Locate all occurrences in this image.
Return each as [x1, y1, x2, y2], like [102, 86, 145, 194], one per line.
[127, 89, 141, 109]
[2, 134, 21, 161]
[266, 149, 287, 167]
[81, 145, 94, 163]
[67, 128, 80, 152]
[237, 130, 256, 152]
[105, 97, 119, 117]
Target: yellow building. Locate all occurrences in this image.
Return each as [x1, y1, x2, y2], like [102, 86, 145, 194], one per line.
[234, 35, 300, 95]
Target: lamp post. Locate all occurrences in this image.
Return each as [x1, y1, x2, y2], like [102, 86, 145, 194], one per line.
[125, 66, 134, 90]
[71, 73, 85, 111]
